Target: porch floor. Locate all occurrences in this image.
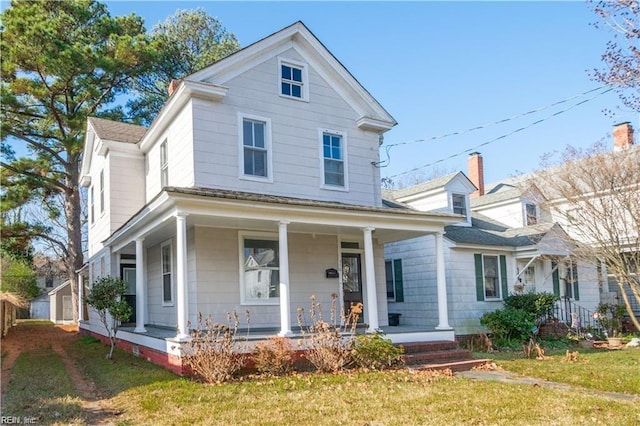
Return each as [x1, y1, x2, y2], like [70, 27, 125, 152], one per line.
[119, 324, 441, 342]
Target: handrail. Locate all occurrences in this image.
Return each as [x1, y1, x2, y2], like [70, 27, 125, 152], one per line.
[550, 298, 602, 332]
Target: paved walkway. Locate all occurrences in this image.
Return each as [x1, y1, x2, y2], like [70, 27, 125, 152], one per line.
[457, 369, 640, 402]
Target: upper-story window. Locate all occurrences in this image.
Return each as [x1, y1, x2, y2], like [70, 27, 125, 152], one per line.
[525, 203, 537, 225]
[321, 130, 348, 190]
[89, 186, 94, 224]
[99, 169, 104, 214]
[452, 193, 467, 217]
[239, 113, 272, 182]
[279, 58, 308, 101]
[160, 140, 168, 188]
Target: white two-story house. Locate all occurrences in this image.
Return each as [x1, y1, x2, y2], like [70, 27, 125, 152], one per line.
[78, 22, 460, 373]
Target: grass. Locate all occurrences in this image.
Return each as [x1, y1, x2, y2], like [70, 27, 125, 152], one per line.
[4, 327, 640, 425]
[486, 347, 640, 395]
[3, 346, 85, 422]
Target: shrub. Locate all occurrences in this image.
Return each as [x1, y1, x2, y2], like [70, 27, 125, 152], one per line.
[253, 337, 295, 375]
[480, 307, 534, 342]
[503, 292, 558, 319]
[351, 331, 404, 370]
[182, 312, 244, 383]
[85, 276, 132, 359]
[297, 294, 359, 373]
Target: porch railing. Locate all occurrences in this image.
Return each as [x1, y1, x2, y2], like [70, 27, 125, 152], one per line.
[550, 298, 601, 332]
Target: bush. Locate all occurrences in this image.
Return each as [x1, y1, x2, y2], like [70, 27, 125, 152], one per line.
[480, 307, 534, 342]
[503, 292, 558, 319]
[253, 337, 295, 375]
[296, 294, 359, 373]
[182, 312, 245, 383]
[85, 276, 132, 359]
[351, 331, 404, 370]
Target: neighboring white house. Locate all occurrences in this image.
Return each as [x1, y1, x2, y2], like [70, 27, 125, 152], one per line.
[384, 160, 601, 336]
[78, 22, 460, 373]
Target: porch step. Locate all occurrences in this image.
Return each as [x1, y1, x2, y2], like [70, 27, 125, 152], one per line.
[398, 340, 489, 372]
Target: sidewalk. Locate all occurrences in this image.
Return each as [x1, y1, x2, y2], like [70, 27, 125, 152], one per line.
[457, 369, 640, 402]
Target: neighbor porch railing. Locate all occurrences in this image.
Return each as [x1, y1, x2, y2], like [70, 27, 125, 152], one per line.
[550, 298, 600, 332]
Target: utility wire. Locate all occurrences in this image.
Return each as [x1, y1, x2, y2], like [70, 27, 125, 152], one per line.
[385, 87, 614, 180]
[381, 85, 608, 150]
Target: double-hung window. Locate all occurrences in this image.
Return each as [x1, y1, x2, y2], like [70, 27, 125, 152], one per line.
[239, 114, 271, 181]
[474, 254, 507, 301]
[240, 235, 279, 304]
[161, 241, 173, 305]
[160, 140, 168, 188]
[321, 131, 347, 189]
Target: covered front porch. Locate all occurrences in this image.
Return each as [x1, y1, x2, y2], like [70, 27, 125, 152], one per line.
[80, 187, 460, 356]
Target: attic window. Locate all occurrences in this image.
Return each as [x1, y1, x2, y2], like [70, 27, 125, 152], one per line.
[526, 203, 537, 225]
[279, 58, 308, 101]
[452, 193, 467, 217]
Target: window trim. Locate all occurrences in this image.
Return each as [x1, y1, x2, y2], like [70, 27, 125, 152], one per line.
[161, 240, 174, 307]
[525, 202, 537, 226]
[238, 231, 280, 306]
[278, 57, 309, 102]
[482, 254, 503, 300]
[451, 193, 468, 218]
[238, 113, 273, 183]
[385, 259, 404, 302]
[319, 128, 349, 191]
[99, 169, 105, 214]
[89, 186, 94, 224]
[160, 140, 168, 188]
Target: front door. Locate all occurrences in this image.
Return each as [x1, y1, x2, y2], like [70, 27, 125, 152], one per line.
[342, 253, 364, 323]
[121, 266, 136, 323]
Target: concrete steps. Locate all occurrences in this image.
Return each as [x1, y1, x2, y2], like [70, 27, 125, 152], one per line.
[398, 340, 491, 372]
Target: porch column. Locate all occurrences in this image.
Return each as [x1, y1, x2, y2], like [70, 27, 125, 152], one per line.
[134, 237, 147, 333]
[176, 214, 189, 340]
[435, 232, 451, 330]
[363, 227, 379, 332]
[77, 271, 84, 322]
[278, 220, 292, 336]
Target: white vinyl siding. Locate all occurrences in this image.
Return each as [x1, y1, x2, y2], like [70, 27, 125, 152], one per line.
[192, 49, 381, 207]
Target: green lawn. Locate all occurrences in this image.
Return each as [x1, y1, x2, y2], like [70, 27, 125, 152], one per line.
[3, 347, 85, 422]
[3, 331, 640, 425]
[486, 348, 640, 395]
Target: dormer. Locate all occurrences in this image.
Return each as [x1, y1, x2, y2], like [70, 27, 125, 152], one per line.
[390, 172, 476, 226]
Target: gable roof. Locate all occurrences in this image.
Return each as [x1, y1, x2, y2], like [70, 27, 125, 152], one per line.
[87, 117, 147, 144]
[187, 21, 396, 132]
[387, 172, 476, 201]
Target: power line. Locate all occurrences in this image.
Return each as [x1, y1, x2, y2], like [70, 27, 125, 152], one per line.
[385, 87, 614, 180]
[381, 85, 608, 150]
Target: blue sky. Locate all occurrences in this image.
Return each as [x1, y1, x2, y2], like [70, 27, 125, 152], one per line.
[6, 1, 638, 185]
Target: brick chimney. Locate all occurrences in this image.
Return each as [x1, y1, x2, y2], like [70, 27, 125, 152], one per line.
[613, 122, 634, 151]
[168, 79, 181, 96]
[467, 152, 485, 197]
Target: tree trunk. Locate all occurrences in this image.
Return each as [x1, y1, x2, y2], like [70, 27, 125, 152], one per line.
[65, 157, 84, 323]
